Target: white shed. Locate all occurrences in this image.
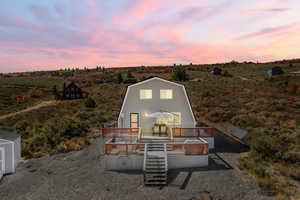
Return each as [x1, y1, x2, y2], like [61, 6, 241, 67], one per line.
[0, 130, 21, 175]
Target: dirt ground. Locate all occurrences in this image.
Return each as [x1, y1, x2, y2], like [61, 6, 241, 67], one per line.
[0, 101, 55, 120]
[0, 135, 273, 200]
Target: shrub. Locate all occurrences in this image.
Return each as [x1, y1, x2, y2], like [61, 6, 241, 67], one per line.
[282, 151, 300, 164]
[75, 111, 94, 121]
[15, 120, 30, 135]
[18, 118, 89, 157]
[117, 73, 123, 84]
[171, 66, 189, 81]
[206, 110, 233, 122]
[287, 84, 299, 94]
[123, 71, 137, 83]
[223, 71, 232, 77]
[85, 98, 96, 108]
[56, 118, 89, 138]
[258, 179, 276, 195]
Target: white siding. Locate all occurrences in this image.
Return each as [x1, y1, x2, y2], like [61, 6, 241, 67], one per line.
[118, 78, 196, 128]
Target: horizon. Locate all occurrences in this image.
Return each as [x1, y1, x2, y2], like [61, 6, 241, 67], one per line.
[1, 0, 300, 73]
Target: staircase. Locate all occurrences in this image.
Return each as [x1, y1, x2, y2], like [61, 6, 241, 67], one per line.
[143, 143, 168, 186]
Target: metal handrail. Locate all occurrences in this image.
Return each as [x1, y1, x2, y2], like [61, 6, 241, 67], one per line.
[143, 143, 148, 171]
[164, 144, 168, 171]
[138, 127, 142, 141]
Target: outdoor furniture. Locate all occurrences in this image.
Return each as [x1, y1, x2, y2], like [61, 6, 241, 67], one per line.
[153, 124, 160, 136]
[160, 124, 167, 136]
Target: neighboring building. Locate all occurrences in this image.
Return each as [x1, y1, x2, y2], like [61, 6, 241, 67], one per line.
[212, 67, 222, 75]
[0, 130, 21, 176]
[267, 66, 284, 76]
[102, 77, 214, 186]
[54, 82, 88, 100]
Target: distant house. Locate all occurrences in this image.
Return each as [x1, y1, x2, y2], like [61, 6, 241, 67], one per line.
[268, 66, 284, 76]
[54, 82, 88, 100]
[212, 67, 222, 75]
[0, 130, 21, 176]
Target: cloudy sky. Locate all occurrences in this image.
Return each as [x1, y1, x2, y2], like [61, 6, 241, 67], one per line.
[0, 0, 299, 73]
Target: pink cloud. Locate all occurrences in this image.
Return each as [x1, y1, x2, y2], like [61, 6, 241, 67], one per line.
[237, 23, 297, 40]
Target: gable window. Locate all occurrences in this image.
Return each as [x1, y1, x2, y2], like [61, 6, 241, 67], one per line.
[160, 89, 173, 99]
[140, 89, 152, 99]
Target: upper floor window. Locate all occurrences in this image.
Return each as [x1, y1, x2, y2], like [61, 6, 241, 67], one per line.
[140, 89, 152, 99]
[160, 89, 173, 99]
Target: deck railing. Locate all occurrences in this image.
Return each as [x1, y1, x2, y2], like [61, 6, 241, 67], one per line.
[101, 128, 140, 138]
[105, 138, 209, 155]
[166, 143, 209, 155]
[172, 127, 214, 138]
[105, 140, 145, 155]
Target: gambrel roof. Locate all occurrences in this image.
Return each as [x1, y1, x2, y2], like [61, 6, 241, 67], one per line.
[118, 77, 196, 124]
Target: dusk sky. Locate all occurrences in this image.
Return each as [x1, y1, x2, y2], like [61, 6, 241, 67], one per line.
[0, 0, 300, 73]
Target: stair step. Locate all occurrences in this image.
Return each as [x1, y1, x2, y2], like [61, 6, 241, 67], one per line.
[146, 167, 165, 170]
[145, 175, 166, 179]
[143, 142, 168, 186]
[145, 178, 167, 182]
[145, 181, 167, 185]
[145, 169, 166, 173]
[146, 160, 165, 164]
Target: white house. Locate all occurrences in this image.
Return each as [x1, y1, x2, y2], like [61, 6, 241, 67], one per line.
[118, 77, 196, 130]
[102, 77, 214, 186]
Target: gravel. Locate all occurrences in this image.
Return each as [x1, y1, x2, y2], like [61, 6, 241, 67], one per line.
[0, 137, 273, 200]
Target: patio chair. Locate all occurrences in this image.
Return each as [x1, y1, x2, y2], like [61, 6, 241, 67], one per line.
[160, 124, 168, 137]
[153, 124, 160, 136]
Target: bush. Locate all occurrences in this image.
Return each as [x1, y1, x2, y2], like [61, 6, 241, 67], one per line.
[18, 118, 89, 157]
[258, 179, 276, 195]
[282, 151, 300, 164]
[223, 71, 232, 77]
[117, 73, 123, 84]
[85, 98, 96, 108]
[206, 109, 234, 122]
[171, 66, 189, 81]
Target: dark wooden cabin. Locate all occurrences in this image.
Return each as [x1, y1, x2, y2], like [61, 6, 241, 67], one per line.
[54, 82, 88, 100]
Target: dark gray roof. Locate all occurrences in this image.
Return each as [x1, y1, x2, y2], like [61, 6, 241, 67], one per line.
[0, 129, 20, 141]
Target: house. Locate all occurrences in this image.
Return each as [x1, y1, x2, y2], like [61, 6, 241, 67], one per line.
[101, 77, 214, 186]
[118, 77, 196, 129]
[267, 66, 284, 76]
[54, 82, 88, 100]
[0, 130, 21, 177]
[212, 67, 222, 75]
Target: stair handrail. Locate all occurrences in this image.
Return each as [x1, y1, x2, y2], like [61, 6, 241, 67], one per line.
[143, 143, 147, 171]
[138, 127, 142, 141]
[164, 143, 168, 172]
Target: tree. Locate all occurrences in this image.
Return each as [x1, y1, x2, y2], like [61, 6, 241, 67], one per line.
[126, 71, 134, 79]
[117, 73, 123, 83]
[171, 66, 189, 81]
[85, 98, 97, 108]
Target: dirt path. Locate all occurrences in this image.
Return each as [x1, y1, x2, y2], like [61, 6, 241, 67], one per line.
[0, 100, 56, 120]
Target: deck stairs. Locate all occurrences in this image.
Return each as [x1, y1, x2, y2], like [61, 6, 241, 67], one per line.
[143, 143, 168, 186]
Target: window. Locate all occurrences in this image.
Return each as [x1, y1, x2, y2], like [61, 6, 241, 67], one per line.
[160, 89, 173, 99]
[156, 112, 181, 125]
[140, 89, 152, 99]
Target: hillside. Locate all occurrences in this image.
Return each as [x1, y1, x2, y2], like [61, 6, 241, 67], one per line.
[0, 60, 300, 199]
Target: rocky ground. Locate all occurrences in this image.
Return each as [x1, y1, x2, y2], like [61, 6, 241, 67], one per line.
[0, 135, 273, 200]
